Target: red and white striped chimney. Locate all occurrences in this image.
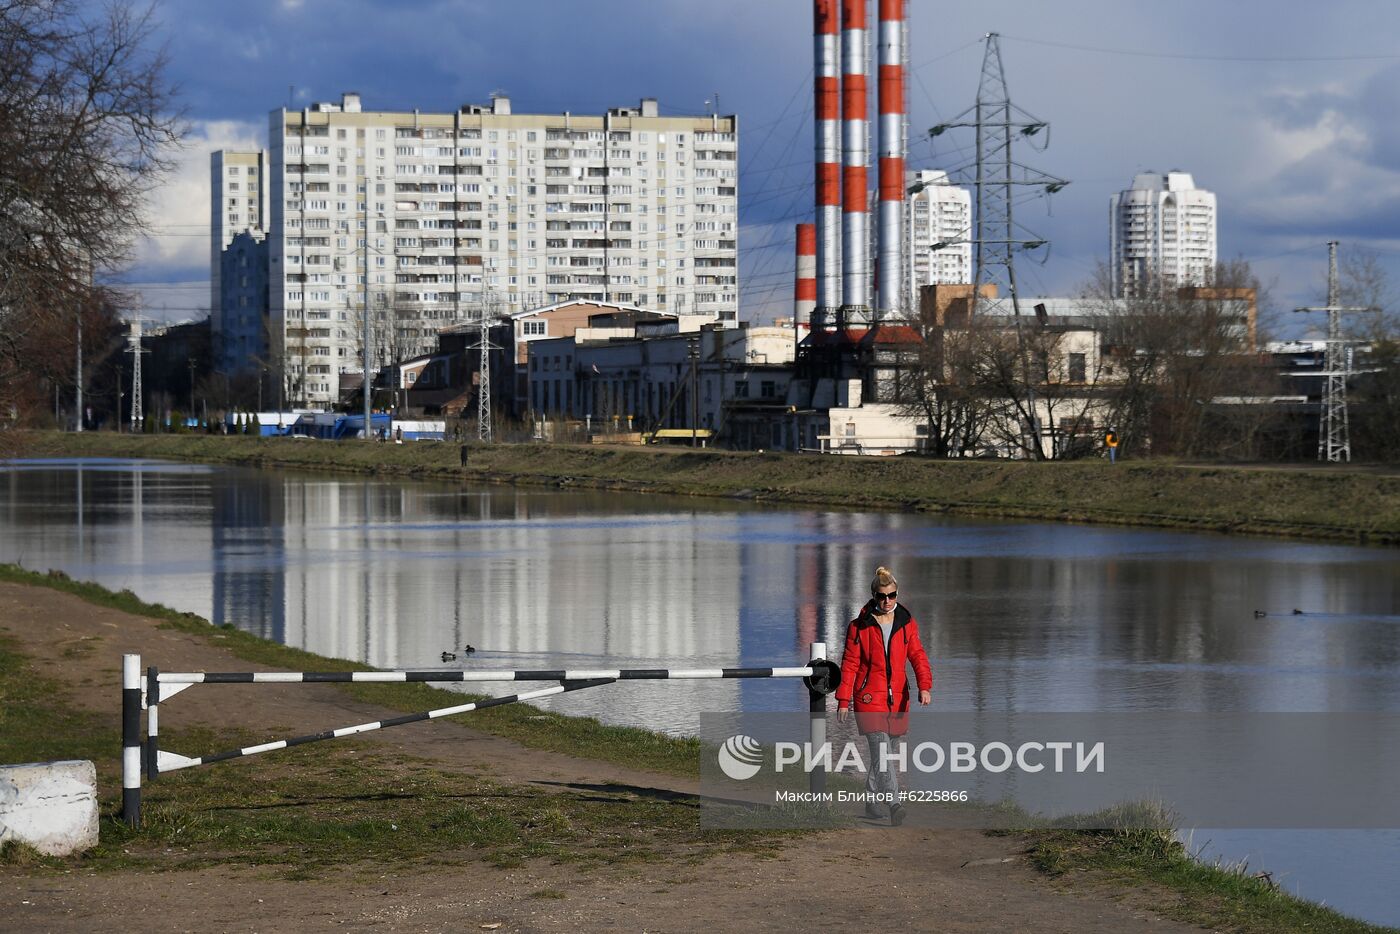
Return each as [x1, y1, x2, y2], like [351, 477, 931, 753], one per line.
[840, 0, 870, 321]
[813, 0, 841, 329]
[795, 223, 817, 329]
[875, 0, 906, 321]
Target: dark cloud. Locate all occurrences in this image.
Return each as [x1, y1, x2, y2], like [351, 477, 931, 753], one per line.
[127, 0, 1400, 321]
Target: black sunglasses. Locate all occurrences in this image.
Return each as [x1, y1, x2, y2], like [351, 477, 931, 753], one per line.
[873, 591, 897, 602]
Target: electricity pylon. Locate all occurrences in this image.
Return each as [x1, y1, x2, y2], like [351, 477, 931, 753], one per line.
[928, 32, 1069, 458]
[125, 316, 148, 431]
[1293, 241, 1378, 462]
[473, 292, 502, 442]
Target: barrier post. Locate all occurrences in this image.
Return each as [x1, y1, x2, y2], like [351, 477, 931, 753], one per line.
[146, 666, 159, 781]
[121, 653, 141, 828]
[809, 641, 827, 794]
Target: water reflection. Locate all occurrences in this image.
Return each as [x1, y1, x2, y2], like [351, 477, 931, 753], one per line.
[4, 458, 1399, 727]
[3, 458, 1400, 925]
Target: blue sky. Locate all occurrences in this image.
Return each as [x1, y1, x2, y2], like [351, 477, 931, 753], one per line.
[128, 0, 1400, 336]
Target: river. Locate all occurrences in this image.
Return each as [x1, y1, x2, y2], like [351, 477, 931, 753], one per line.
[2, 457, 1398, 926]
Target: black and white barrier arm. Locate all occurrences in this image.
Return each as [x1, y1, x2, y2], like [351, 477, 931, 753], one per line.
[154, 666, 824, 684]
[120, 649, 842, 828]
[155, 678, 615, 773]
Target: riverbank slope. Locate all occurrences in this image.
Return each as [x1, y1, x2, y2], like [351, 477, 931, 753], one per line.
[24, 431, 1400, 545]
[2, 565, 1388, 933]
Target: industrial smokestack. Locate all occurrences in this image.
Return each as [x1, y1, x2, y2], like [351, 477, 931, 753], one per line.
[840, 0, 870, 325]
[875, 0, 906, 321]
[813, 0, 841, 330]
[795, 223, 817, 330]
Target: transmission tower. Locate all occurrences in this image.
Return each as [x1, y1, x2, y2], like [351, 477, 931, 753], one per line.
[928, 32, 1069, 458]
[1293, 241, 1378, 462]
[125, 316, 148, 431]
[473, 292, 502, 442]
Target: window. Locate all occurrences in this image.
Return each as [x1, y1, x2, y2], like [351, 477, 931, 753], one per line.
[522, 320, 546, 336]
[1068, 353, 1087, 383]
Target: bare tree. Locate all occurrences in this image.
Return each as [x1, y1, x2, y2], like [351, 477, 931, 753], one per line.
[892, 315, 991, 457]
[1337, 247, 1400, 461]
[1086, 260, 1278, 458]
[0, 0, 182, 434]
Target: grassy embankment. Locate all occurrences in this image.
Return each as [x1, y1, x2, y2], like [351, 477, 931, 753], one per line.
[0, 563, 774, 879]
[1, 564, 1393, 932]
[27, 430, 1400, 545]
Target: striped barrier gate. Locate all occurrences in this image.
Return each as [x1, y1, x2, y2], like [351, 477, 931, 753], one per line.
[121, 644, 841, 828]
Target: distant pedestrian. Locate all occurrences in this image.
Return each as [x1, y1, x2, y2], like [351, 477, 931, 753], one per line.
[836, 566, 933, 825]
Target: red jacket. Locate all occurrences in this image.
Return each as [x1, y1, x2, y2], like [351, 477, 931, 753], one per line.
[836, 603, 933, 736]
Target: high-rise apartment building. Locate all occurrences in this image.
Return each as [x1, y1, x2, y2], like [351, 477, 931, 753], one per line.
[906, 169, 972, 305]
[210, 150, 267, 359]
[1109, 171, 1216, 297]
[267, 92, 738, 406]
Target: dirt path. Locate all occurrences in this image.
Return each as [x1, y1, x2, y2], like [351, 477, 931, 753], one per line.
[0, 582, 1209, 933]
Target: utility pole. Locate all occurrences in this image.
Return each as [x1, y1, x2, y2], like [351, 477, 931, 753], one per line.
[474, 291, 500, 443]
[689, 335, 699, 447]
[187, 357, 197, 421]
[76, 249, 94, 432]
[75, 307, 83, 432]
[125, 317, 147, 432]
[1293, 241, 1378, 462]
[362, 216, 373, 441]
[928, 33, 1069, 460]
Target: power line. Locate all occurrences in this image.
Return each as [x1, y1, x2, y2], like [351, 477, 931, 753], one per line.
[1000, 34, 1400, 64]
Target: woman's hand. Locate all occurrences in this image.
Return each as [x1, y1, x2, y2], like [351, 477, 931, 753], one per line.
[837, 707, 850, 721]
[919, 690, 931, 706]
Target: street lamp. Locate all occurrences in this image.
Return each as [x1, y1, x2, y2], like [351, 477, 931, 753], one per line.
[363, 226, 372, 440]
[362, 211, 386, 441]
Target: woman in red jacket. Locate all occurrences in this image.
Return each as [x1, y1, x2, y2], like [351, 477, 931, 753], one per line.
[836, 566, 933, 825]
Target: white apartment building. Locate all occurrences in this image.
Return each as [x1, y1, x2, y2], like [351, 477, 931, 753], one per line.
[906, 169, 972, 304]
[210, 150, 267, 345]
[1109, 171, 1217, 298]
[267, 92, 738, 406]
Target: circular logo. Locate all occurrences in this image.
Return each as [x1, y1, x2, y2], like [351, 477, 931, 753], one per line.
[861, 692, 873, 704]
[717, 734, 764, 781]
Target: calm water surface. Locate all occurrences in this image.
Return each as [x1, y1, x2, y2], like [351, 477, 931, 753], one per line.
[2, 458, 1398, 925]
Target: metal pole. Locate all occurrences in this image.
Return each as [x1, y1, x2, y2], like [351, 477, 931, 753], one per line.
[690, 337, 699, 447]
[146, 666, 159, 781]
[75, 309, 83, 432]
[1322, 240, 1340, 461]
[808, 641, 828, 794]
[122, 654, 142, 827]
[363, 217, 372, 440]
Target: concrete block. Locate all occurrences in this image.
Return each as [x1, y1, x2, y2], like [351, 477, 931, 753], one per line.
[0, 760, 99, 856]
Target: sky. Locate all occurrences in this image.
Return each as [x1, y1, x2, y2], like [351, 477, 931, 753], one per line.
[123, 0, 1400, 338]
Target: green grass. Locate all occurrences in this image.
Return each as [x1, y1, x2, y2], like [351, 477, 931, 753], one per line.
[1025, 828, 1399, 934]
[0, 625, 781, 877]
[109, 728, 779, 877]
[0, 564, 701, 777]
[4, 564, 1397, 930]
[23, 430, 1400, 545]
[0, 632, 117, 767]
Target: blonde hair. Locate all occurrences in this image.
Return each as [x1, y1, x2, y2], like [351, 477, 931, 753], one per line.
[870, 566, 897, 594]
